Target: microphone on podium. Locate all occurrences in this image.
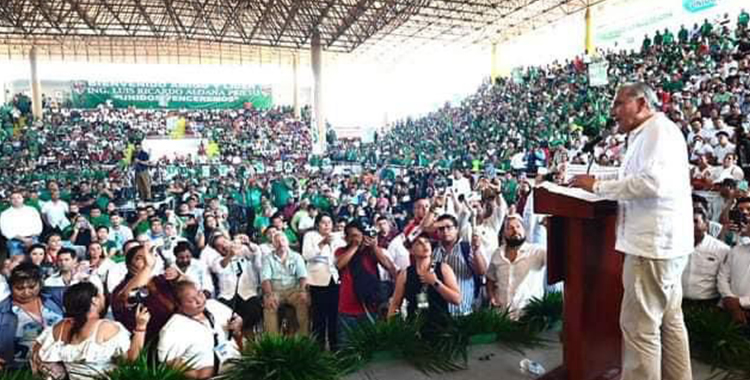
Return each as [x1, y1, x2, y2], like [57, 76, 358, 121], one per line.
[584, 130, 610, 175]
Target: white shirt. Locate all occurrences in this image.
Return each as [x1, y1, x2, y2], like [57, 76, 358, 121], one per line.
[711, 165, 744, 182]
[40, 200, 70, 230]
[682, 235, 730, 300]
[522, 189, 547, 247]
[594, 113, 694, 259]
[451, 177, 472, 199]
[180, 259, 215, 296]
[104, 262, 129, 293]
[689, 142, 714, 162]
[0, 276, 9, 303]
[301, 230, 346, 287]
[44, 270, 104, 293]
[110, 225, 133, 250]
[470, 197, 508, 265]
[717, 243, 750, 309]
[158, 300, 240, 373]
[298, 214, 315, 232]
[257, 243, 274, 258]
[211, 252, 262, 300]
[201, 245, 223, 272]
[381, 234, 411, 281]
[486, 242, 547, 320]
[0, 205, 43, 240]
[713, 142, 736, 163]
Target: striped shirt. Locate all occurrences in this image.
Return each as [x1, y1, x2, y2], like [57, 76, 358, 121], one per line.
[433, 241, 475, 316]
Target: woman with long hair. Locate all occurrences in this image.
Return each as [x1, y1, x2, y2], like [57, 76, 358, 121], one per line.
[302, 213, 345, 350]
[32, 282, 150, 380]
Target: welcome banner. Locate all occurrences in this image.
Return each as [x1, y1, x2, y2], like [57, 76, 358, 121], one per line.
[70, 81, 273, 110]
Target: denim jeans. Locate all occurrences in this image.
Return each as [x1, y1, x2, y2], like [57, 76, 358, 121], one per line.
[337, 313, 371, 348]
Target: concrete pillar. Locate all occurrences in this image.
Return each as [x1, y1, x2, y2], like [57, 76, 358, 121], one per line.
[292, 52, 301, 119]
[29, 46, 43, 120]
[490, 43, 499, 84]
[1, 75, 7, 105]
[311, 30, 325, 154]
[585, 6, 594, 55]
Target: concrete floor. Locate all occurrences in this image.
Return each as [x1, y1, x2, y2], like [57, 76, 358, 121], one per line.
[344, 332, 716, 380]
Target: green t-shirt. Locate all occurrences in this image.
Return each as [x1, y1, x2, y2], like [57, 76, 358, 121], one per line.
[254, 216, 270, 233]
[24, 199, 42, 212]
[91, 215, 111, 228]
[284, 228, 299, 247]
[134, 221, 151, 236]
[271, 180, 292, 209]
[39, 190, 72, 202]
[662, 31, 674, 45]
[678, 28, 688, 43]
[311, 193, 332, 213]
[471, 159, 482, 172]
[502, 179, 518, 205]
[740, 11, 749, 26]
[95, 195, 111, 211]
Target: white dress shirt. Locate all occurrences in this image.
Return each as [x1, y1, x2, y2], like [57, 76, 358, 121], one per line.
[301, 230, 345, 287]
[0, 276, 9, 303]
[682, 235, 730, 300]
[471, 197, 508, 265]
[158, 300, 240, 373]
[486, 242, 547, 319]
[711, 164, 744, 182]
[201, 245, 222, 272]
[40, 200, 70, 230]
[181, 259, 215, 296]
[211, 252, 262, 301]
[0, 205, 43, 240]
[713, 142, 736, 163]
[594, 113, 694, 259]
[110, 225, 134, 250]
[717, 243, 750, 309]
[451, 177, 472, 199]
[44, 270, 104, 293]
[381, 234, 412, 281]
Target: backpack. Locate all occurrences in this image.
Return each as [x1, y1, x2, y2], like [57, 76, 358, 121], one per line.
[459, 241, 483, 299]
[350, 249, 394, 308]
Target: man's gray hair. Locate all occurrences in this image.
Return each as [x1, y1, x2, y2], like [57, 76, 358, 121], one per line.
[618, 82, 660, 110]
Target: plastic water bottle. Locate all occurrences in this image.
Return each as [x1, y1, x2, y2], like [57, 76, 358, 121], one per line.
[519, 358, 546, 378]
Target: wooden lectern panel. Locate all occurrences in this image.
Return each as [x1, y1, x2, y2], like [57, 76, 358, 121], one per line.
[534, 187, 623, 380]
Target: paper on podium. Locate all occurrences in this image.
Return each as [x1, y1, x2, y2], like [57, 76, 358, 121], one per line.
[537, 182, 607, 203]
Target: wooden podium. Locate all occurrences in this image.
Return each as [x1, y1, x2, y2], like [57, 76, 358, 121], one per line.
[534, 185, 623, 380]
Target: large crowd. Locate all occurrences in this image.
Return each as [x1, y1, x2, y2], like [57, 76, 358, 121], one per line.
[0, 9, 749, 379]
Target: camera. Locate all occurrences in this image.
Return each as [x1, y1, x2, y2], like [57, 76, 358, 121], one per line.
[364, 224, 378, 238]
[127, 287, 149, 308]
[730, 208, 747, 226]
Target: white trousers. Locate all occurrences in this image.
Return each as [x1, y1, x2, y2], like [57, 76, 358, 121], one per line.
[620, 254, 692, 380]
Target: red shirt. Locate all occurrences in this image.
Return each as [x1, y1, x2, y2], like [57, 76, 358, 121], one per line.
[336, 246, 378, 315]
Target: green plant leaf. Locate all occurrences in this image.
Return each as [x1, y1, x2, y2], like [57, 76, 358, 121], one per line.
[0, 369, 43, 380]
[219, 334, 343, 380]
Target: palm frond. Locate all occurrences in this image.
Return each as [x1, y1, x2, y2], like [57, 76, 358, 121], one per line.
[338, 314, 468, 375]
[520, 292, 564, 333]
[683, 303, 750, 380]
[220, 334, 343, 380]
[455, 307, 547, 353]
[96, 346, 192, 380]
[0, 369, 43, 380]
